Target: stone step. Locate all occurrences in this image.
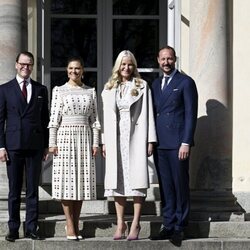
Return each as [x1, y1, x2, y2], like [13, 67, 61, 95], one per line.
[0, 198, 245, 222]
[0, 237, 250, 250]
[0, 214, 250, 238]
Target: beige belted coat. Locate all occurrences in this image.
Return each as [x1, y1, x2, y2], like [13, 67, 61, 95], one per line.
[101, 79, 157, 190]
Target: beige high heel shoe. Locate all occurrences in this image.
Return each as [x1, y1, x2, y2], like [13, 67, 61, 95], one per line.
[113, 223, 127, 240]
[65, 226, 78, 240]
[127, 224, 141, 241]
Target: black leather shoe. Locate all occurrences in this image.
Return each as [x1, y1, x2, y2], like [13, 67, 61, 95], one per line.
[170, 231, 184, 247]
[150, 225, 174, 240]
[25, 232, 43, 240]
[5, 232, 19, 242]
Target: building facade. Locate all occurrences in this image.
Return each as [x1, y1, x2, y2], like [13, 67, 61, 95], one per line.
[0, 0, 250, 217]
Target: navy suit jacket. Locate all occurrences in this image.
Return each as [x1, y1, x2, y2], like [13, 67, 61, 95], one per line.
[0, 78, 49, 150]
[151, 70, 198, 149]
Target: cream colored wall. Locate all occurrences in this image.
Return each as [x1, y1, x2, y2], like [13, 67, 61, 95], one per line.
[232, 0, 250, 195]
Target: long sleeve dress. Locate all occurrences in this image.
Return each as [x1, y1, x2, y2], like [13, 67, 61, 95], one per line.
[48, 82, 101, 200]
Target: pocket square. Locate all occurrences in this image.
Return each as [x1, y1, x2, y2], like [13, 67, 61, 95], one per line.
[173, 88, 179, 91]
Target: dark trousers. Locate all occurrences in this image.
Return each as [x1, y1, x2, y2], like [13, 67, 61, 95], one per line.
[6, 149, 43, 233]
[154, 149, 190, 232]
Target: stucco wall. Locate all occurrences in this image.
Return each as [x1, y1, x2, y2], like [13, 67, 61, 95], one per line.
[232, 0, 250, 212]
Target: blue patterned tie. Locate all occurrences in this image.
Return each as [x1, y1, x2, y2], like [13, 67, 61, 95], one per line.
[162, 76, 170, 92]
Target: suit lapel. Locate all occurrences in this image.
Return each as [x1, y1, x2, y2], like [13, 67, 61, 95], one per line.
[125, 79, 145, 107]
[11, 80, 28, 114]
[159, 71, 181, 108]
[103, 88, 117, 112]
[27, 81, 36, 107]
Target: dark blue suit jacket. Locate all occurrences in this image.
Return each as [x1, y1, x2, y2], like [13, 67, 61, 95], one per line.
[0, 78, 49, 150]
[151, 70, 198, 149]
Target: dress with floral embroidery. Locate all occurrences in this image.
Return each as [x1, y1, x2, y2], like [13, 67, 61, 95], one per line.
[104, 81, 146, 197]
[48, 82, 101, 201]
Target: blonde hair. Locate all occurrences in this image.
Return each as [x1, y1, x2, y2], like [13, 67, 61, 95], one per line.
[105, 50, 142, 89]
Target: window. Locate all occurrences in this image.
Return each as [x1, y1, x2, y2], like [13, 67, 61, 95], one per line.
[42, 0, 168, 95]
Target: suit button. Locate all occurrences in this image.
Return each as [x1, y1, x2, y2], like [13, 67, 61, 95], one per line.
[157, 113, 160, 116]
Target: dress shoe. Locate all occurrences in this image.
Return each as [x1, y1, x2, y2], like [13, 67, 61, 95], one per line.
[65, 226, 78, 241]
[77, 235, 83, 240]
[113, 223, 127, 240]
[25, 232, 43, 240]
[150, 225, 173, 240]
[5, 232, 19, 242]
[170, 230, 184, 247]
[127, 225, 141, 241]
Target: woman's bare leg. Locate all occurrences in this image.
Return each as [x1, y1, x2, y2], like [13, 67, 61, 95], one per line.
[127, 196, 144, 239]
[61, 200, 77, 237]
[113, 197, 127, 239]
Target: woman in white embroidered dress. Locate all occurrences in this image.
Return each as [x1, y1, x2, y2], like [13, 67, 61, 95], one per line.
[102, 50, 157, 240]
[48, 56, 100, 240]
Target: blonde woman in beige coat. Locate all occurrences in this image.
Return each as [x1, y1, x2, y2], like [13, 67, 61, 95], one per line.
[101, 50, 157, 241]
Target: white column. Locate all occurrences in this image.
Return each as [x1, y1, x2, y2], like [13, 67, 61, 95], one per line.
[188, 0, 235, 219]
[0, 0, 25, 198]
[0, 0, 25, 83]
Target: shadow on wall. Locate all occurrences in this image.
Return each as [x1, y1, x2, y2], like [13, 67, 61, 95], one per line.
[190, 99, 244, 223]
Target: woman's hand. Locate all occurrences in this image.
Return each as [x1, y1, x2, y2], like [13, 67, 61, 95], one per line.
[102, 144, 106, 158]
[92, 147, 99, 157]
[48, 146, 58, 156]
[147, 142, 154, 157]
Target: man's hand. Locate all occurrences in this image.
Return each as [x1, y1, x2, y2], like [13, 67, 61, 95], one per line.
[178, 144, 190, 160]
[0, 149, 8, 162]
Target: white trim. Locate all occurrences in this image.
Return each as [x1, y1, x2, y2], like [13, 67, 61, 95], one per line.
[175, 0, 181, 70]
[168, 0, 175, 47]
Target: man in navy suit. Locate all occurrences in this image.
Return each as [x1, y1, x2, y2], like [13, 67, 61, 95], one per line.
[151, 46, 198, 244]
[0, 51, 49, 242]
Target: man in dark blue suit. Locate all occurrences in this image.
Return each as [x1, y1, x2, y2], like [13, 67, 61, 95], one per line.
[0, 51, 49, 242]
[151, 46, 198, 244]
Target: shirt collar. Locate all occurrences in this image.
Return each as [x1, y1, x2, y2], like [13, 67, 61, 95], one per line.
[16, 75, 31, 85]
[163, 68, 177, 79]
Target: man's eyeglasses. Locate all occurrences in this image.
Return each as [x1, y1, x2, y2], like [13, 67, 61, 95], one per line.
[17, 62, 34, 68]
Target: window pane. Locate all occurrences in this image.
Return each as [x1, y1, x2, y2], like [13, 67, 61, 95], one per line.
[83, 72, 97, 89]
[51, 71, 67, 92]
[140, 73, 159, 86]
[51, 0, 97, 14]
[51, 18, 97, 68]
[113, 0, 158, 15]
[113, 19, 159, 68]
[51, 71, 97, 94]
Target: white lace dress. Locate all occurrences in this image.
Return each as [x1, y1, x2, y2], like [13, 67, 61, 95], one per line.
[48, 82, 101, 200]
[104, 81, 147, 197]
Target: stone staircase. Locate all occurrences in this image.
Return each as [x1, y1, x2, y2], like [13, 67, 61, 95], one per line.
[0, 213, 250, 249]
[1, 159, 250, 249]
[0, 197, 249, 250]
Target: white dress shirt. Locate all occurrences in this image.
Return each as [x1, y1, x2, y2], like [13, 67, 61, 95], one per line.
[161, 68, 177, 89]
[16, 74, 32, 103]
